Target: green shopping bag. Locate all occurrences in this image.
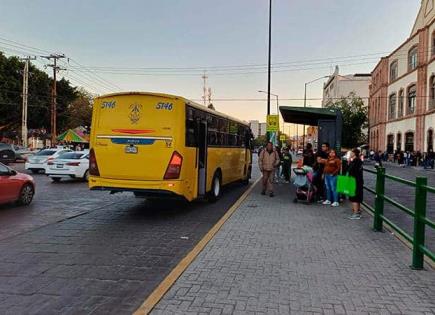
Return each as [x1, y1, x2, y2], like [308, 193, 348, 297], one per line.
[336, 174, 356, 197]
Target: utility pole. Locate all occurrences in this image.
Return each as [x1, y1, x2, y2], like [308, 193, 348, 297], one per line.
[202, 71, 208, 106]
[267, 0, 272, 141]
[207, 87, 212, 105]
[41, 54, 65, 145]
[20, 56, 36, 147]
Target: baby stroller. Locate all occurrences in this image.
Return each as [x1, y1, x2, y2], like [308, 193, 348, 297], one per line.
[292, 166, 316, 203]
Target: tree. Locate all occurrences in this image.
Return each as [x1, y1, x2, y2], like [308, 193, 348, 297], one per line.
[63, 88, 93, 129]
[0, 52, 84, 139]
[326, 92, 368, 148]
[253, 135, 267, 147]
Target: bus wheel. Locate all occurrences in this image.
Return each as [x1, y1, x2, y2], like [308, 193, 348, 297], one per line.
[208, 172, 222, 203]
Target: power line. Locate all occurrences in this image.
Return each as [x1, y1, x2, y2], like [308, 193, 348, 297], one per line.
[62, 71, 106, 94]
[66, 58, 121, 91]
[0, 35, 120, 92]
[0, 36, 51, 54]
[63, 61, 376, 76]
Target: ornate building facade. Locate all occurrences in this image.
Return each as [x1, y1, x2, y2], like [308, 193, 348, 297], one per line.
[369, 0, 435, 153]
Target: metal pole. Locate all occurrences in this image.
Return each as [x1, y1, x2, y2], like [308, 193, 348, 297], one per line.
[51, 57, 57, 145]
[275, 94, 284, 131]
[20, 56, 35, 147]
[303, 83, 307, 148]
[21, 59, 29, 147]
[267, 0, 272, 141]
[412, 177, 427, 270]
[373, 167, 385, 232]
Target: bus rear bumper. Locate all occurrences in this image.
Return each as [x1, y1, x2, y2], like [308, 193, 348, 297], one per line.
[88, 176, 193, 201]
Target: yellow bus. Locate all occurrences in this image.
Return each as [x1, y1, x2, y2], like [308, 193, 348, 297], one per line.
[89, 92, 252, 202]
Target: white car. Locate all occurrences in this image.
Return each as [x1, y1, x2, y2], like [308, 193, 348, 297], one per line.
[46, 151, 89, 182]
[25, 148, 72, 174]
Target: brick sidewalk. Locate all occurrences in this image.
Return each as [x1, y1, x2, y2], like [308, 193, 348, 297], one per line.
[151, 181, 435, 315]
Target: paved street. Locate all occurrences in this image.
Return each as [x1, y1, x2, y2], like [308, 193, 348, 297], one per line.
[363, 162, 435, 254]
[153, 175, 435, 315]
[0, 163, 255, 314]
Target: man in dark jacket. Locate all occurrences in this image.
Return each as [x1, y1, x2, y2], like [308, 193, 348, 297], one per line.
[313, 142, 330, 202]
[303, 143, 315, 167]
[281, 147, 293, 183]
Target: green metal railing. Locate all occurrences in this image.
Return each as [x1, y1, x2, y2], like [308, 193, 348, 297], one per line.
[362, 166, 435, 269]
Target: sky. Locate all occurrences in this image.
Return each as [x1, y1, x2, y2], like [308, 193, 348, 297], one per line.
[0, 0, 422, 130]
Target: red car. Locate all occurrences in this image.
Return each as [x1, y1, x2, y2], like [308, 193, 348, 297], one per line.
[0, 162, 35, 206]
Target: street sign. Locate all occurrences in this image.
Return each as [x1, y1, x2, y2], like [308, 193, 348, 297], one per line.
[270, 131, 277, 145]
[266, 115, 279, 132]
[279, 134, 286, 141]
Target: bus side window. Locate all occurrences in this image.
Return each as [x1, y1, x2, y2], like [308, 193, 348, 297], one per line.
[207, 115, 219, 146]
[245, 128, 253, 149]
[238, 125, 245, 148]
[186, 106, 198, 147]
[218, 118, 228, 146]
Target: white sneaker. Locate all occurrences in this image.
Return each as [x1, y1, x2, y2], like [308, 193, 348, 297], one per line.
[331, 202, 340, 207]
[322, 200, 331, 205]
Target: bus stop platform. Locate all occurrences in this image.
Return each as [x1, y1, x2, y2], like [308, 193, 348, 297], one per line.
[150, 179, 435, 314]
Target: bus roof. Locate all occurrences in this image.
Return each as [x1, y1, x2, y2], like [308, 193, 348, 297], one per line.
[95, 91, 249, 127]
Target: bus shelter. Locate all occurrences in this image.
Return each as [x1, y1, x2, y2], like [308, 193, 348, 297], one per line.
[279, 106, 343, 153]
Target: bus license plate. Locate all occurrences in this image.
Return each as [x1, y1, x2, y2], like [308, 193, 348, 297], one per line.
[125, 145, 138, 154]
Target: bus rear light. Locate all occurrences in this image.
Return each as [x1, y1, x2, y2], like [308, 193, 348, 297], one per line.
[164, 151, 183, 180]
[89, 149, 100, 176]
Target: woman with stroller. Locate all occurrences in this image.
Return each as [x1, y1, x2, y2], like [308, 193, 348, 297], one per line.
[347, 148, 364, 220]
[318, 149, 342, 207]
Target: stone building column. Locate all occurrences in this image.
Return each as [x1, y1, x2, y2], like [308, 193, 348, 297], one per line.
[416, 28, 429, 152]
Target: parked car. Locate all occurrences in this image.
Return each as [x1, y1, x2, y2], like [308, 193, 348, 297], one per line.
[0, 143, 16, 164]
[46, 151, 89, 182]
[25, 147, 72, 174]
[13, 145, 34, 161]
[0, 162, 35, 206]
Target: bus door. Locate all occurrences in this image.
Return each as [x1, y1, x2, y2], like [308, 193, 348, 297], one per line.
[244, 130, 253, 178]
[198, 120, 208, 196]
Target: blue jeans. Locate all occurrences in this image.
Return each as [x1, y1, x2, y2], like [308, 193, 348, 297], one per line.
[325, 174, 338, 203]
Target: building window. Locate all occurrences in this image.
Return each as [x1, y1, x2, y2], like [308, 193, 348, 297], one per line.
[377, 96, 380, 123]
[432, 32, 435, 56]
[387, 134, 394, 154]
[389, 93, 396, 120]
[405, 132, 414, 152]
[397, 133, 402, 152]
[408, 45, 418, 71]
[428, 129, 434, 152]
[407, 84, 416, 115]
[390, 61, 398, 82]
[398, 89, 404, 117]
[430, 75, 435, 110]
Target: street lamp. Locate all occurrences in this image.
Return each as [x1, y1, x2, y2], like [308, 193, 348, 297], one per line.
[302, 75, 329, 148]
[258, 90, 278, 115]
